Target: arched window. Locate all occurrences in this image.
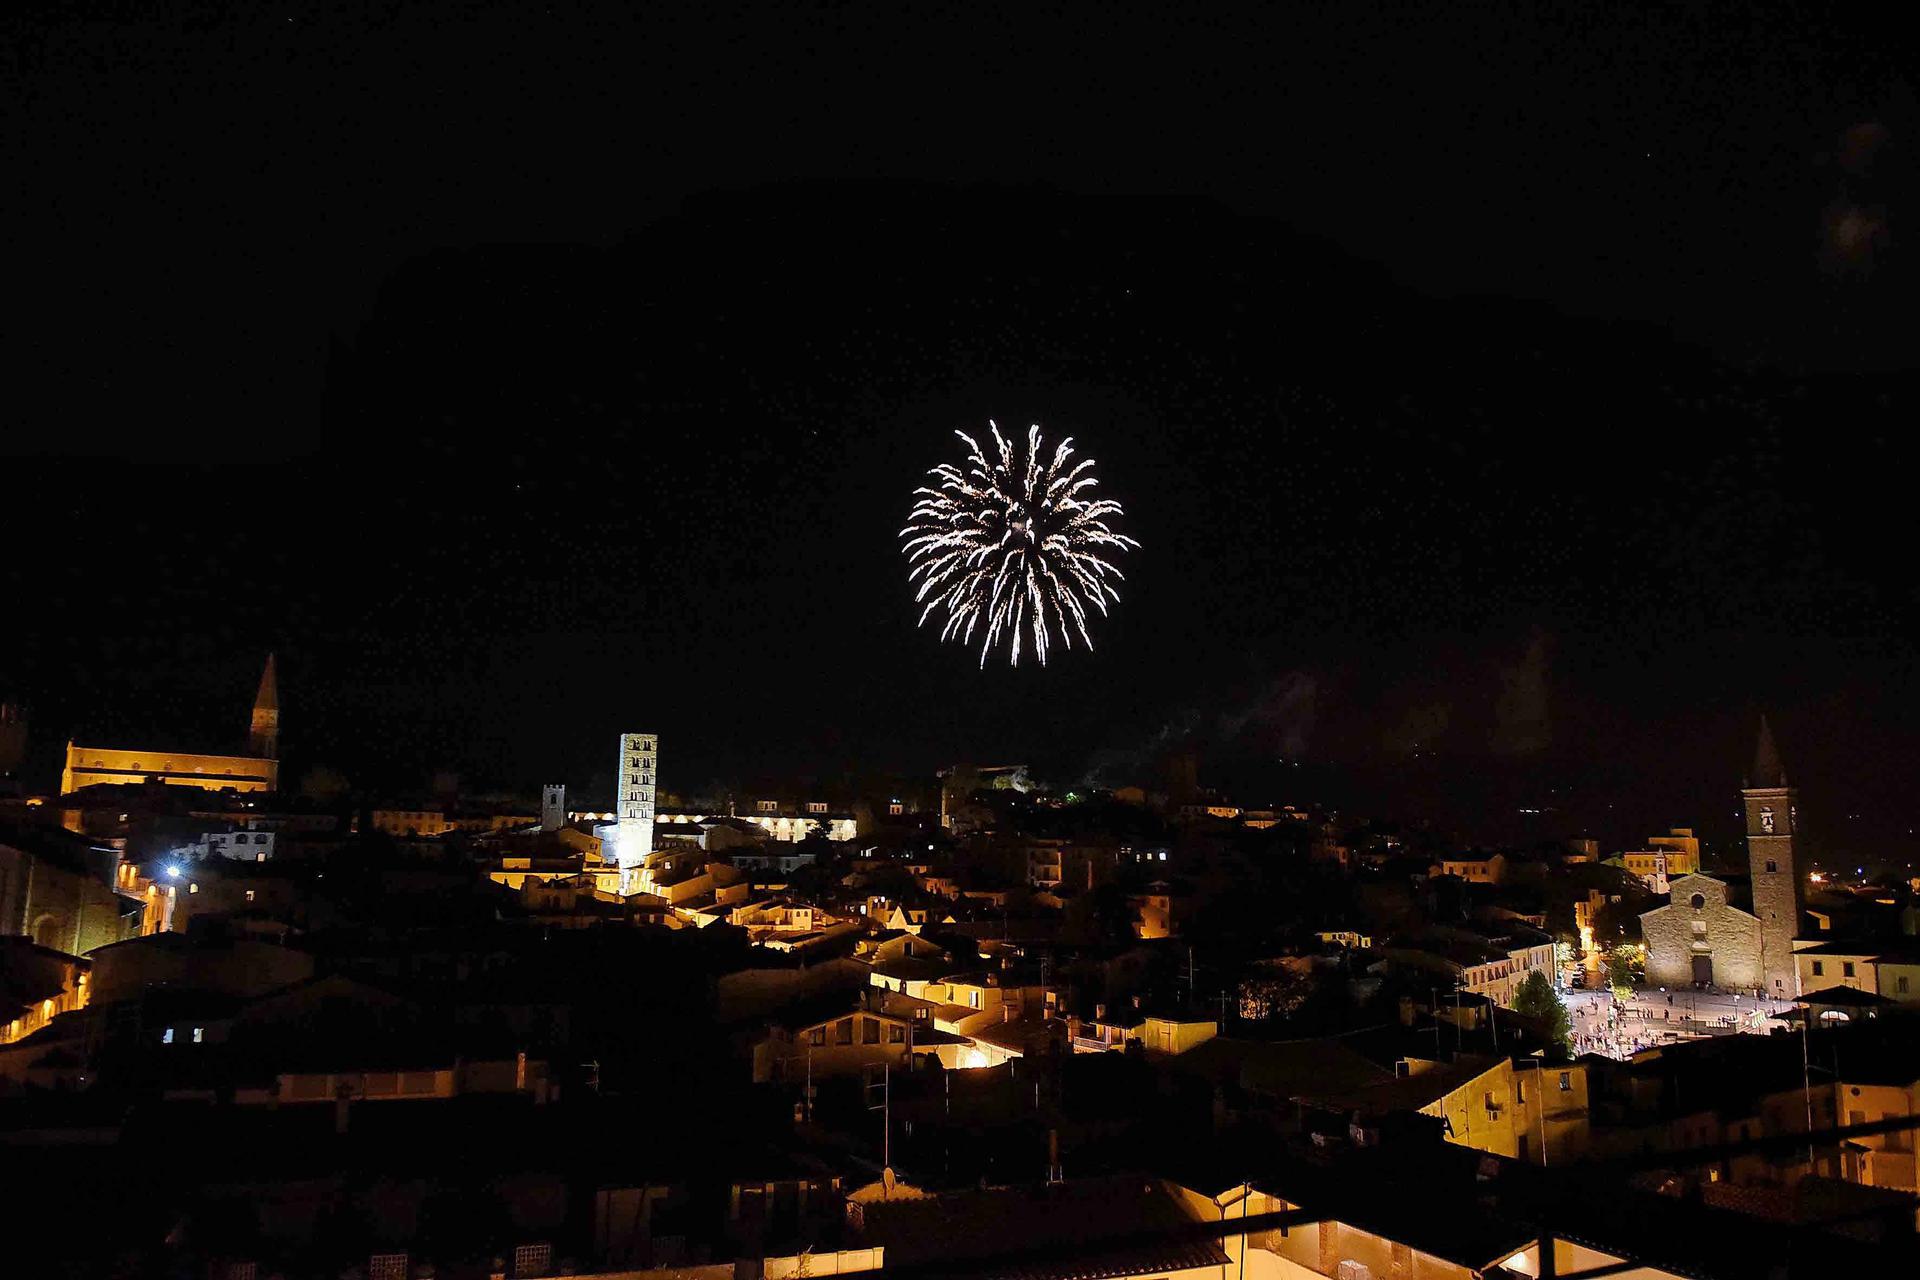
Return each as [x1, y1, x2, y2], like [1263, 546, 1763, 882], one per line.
[1690, 893, 1706, 911]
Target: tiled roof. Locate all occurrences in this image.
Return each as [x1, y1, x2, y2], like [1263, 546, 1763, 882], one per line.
[858, 1176, 1227, 1280]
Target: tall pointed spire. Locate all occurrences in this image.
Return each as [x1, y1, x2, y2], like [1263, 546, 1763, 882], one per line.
[250, 654, 280, 759]
[1750, 714, 1786, 789]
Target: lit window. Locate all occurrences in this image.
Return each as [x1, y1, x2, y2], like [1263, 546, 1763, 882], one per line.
[162, 1027, 175, 1044]
[368, 1255, 409, 1280]
[245, 890, 256, 902]
[189, 882, 199, 894]
[1559, 1072, 1572, 1091]
[192, 1027, 204, 1043]
[513, 1243, 553, 1277]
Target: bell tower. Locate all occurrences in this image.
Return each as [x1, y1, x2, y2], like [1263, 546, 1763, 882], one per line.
[249, 654, 280, 761]
[1743, 715, 1801, 996]
[614, 732, 658, 895]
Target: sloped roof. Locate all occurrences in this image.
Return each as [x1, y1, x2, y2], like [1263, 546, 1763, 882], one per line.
[1162, 1035, 1392, 1098]
[1751, 714, 1788, 789]
[1795, 984, 1894, 1007]
[858, 1176, 1227, 1280]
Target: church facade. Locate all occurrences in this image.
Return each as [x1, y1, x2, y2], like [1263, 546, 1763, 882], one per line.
[1640, 719, 1804, 996]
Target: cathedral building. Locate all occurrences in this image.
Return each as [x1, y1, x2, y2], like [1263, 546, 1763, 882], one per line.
[1640, 718, 1807, 996]
[59, 656, 281, 796]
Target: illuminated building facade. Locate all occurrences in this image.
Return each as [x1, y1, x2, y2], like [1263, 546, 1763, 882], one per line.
[60, 656, 281, 795]
[615, 732, 658, 894]
[1619, 827, 1701, 893]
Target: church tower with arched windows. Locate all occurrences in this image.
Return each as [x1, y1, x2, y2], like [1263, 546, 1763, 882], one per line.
[1744, 716, 1802, 996]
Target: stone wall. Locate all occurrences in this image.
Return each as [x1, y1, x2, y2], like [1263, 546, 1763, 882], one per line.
[1641, 873, 1763, 991]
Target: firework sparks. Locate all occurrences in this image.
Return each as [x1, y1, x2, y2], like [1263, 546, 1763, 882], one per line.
[901, 421, 1139, 667]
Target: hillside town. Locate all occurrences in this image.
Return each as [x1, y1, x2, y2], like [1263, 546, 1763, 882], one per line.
[3, 666, 1917, 1280]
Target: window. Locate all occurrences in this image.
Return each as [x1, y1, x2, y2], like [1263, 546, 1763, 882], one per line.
[807, 802, 828, 814]
[1843, 962, 1856, 978]
[514, 1242, 553, 1277]
[1766, 860, 1778, 873]
[1900, 976, 1910, 995]
[889, 803, 904, 816]
[162, 1027, 175, 1044]
[189, 882, 199, 894]
[759, 800, 778, 813]
[245, 890, 256, 902]
[1559, 1071, 1573, 1092]
[369, 1255, 409, 1280]
[862, 1018, 880, 1045]
[889, 1024, 905, 1043]
[192, 1027, 204, 1043]
[835, 1018, 853, 1046]
[1689, 893, 1706, 910]
[1812, 961, 1825, 977]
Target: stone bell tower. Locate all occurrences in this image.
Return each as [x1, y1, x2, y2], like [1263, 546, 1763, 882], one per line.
[614, 733, 658, 895]
[249, 654, 280, 761]
[1743, 716, 1802, 997]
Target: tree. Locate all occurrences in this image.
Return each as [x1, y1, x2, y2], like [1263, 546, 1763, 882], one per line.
[1605, 944, 1639, 999]
[1511, 970, 1571, 1056]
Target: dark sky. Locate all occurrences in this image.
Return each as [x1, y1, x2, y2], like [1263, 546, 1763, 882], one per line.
[3, 3, 1914, 862]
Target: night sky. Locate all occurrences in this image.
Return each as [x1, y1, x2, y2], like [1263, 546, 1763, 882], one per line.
[4, 4, 1913, 860]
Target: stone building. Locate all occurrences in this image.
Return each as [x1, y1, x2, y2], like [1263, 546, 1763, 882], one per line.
[0, 823, 144, 956]
[1641, 871, 1764, 990]
[61, 655, 281, 795]
[1640, 719, 1806, 993]
[1743, 717, 1803, 996]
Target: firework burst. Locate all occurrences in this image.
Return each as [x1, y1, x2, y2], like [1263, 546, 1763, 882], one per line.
[901, 421, 1139, 667]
